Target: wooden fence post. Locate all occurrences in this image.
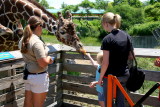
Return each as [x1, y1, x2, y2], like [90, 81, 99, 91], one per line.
[55, 51, 65, 107]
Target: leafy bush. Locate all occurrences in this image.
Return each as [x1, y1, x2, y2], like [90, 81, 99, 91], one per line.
[144, 2, 160, 22]
[73, 19, 107, 39]
[128, 21, 160, 36]
[106, 4, 144, 30]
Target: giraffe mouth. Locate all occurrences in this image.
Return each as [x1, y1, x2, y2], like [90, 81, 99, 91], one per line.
[5, 29, 13, 35]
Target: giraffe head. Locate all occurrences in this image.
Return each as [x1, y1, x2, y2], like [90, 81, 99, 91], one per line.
[0, 24, 13, 36]
[56, 11, 86, 54]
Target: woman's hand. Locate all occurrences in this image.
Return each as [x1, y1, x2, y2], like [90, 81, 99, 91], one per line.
[49, 56, 54, 64]
[37, 56, 53, 68]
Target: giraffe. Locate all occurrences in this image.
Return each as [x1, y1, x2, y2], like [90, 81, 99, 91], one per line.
[0, 24, 14, 51]
[0, 0, 86, 54]
[0, 24, 13, 36]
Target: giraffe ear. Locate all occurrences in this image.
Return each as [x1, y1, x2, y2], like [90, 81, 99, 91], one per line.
[57, 12, 64, 26]
[66, 10, 72, 21]
[57, 12, 64, 20]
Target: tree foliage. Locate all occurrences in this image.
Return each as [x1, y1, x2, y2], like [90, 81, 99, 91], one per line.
[79, 0, 95, 9]
[40, 0, 49, 8]
[107, 4, 144, 30]
[150, 0, 160, 5]
[94, 0, 109, 10]
[113, 0, 142, 7]
[144, 2, 160, 21]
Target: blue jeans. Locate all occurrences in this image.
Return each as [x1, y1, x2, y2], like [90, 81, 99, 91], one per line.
[103, 73, 129, 107]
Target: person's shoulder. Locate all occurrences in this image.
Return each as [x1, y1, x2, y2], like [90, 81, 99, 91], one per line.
[31, 35, 43, 44]
[103, 33, 112, 40]
[119, 29, 130, 36]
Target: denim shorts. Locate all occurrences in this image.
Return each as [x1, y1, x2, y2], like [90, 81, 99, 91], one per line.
[98, 92, 105, 101]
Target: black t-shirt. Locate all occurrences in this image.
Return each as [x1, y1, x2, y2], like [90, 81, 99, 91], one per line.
[101, 29, 133, 77]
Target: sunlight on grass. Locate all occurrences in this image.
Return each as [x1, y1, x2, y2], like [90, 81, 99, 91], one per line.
[42, 34, 61, 44]
[42, 34, 102, 46]
[80, 36, 102, 46]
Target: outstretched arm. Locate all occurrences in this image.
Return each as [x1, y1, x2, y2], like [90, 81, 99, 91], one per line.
[86, 53, 98, 68]
[98, 50, 109, 86]
[89, 81, 98, 88]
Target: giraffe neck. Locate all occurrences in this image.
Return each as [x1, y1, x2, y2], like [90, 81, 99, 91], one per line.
[1, 0, 58, 34]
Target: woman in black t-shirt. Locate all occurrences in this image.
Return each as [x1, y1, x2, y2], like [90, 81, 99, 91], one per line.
[98, 12, 134, 107]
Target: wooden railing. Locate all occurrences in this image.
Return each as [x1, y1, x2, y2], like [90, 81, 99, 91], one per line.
[0, 44, 160, 107]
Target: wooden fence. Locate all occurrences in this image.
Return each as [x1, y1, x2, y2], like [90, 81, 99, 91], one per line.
[0, 44, 160, 107]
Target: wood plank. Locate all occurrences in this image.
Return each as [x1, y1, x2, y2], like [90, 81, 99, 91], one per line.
[55, 45, 160, 58]
[64, 64, 160, 82]
[48, 83, 56, 97]
[64, 53, 97, 60]
[1, 45, 160, 63]
[48, 63, 57, 74]
[62, 74, 95, 84]
[0, 87, 24, 102]
[0, 97, 24, 107]
[0, 60, 24, 72]
[143, 70, 160, 82]
[134, 48, 160, 58]
[45, 100, 58, 107]
[63, 94, 99, 105]
[0, 74, 23, 90]
[44, 97, 56, 107]
[129, 93, 160, 107]
[63, 82, 97, 95]
[64, 64, 96, 74]
[62, 102, 82, 107]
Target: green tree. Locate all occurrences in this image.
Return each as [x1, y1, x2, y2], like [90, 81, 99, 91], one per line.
[128, 0, 142, 7]
[61, 2, 68, 8]
[61, 5, 79, 17]
[79, 0, 95, 18]
[144, 2, 160, 21]
[150, 0, 160, 4]
[40, 0, 49, 8]
[94, 0, 109, 10]
[35, 0, 40, 2]
[79, 0, 95, 9]
[113, 0, 142, 7]
[48, 7, 55, 9]
[107, 4, 144, 30]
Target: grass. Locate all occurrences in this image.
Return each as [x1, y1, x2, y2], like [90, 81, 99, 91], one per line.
[41, 34, 61, 44]
[41, 34, 102, 46]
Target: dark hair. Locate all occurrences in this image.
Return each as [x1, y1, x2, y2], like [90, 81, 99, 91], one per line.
[20, 16, 43, 53]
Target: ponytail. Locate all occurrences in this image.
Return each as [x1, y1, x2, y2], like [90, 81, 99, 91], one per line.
[114, 14, 121, 29]
[102, 12, 121, 29]
[20, 25, 32, 53]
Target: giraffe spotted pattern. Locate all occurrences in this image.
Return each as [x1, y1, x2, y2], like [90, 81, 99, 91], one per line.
[0, 0, 86, 54]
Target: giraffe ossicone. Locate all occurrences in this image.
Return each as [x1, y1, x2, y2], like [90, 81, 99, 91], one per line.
[0, 0, 86, 54]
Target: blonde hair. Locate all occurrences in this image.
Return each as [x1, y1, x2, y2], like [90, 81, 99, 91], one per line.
[97, 52, 103, 65]
[102, 12, 121, 29]
[20, 16, 43, 53]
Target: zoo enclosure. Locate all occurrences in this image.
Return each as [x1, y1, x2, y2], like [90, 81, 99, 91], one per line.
[0, 44, 160, 107]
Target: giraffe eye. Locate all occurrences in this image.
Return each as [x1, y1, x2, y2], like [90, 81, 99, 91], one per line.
[60, 31, 65, 35]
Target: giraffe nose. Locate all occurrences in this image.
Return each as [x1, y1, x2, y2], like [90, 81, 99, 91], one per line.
[79, 44, 83, 48]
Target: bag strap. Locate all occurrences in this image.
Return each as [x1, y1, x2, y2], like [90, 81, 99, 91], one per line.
[127, 35, 137, 67]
